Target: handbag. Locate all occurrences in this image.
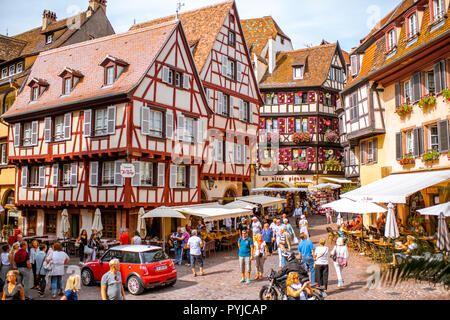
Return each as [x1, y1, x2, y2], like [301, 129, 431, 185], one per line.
[84, 246, 94, 255]
[43, 259, 53, 273]
[330, 246, 337, 261]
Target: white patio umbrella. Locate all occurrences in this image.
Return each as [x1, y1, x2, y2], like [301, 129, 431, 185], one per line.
[384, 202, 399, 239]
[137, 207, 147, 239]
[143, 206, 186, 251]
[60, 209, 71, 239]
[91, 208, 103, 238]
[436, 212, 450, 252]
[321, 198, 387, 214]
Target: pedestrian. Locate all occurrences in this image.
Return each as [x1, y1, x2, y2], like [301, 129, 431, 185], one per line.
[297, 233, 316, 284]
[293, 204, 302, 226]
[237, 217, 249, 237]
[261, 223, 274, 255]
[29, 240, 39, 289]
[9, 243, 19, 270]
[132, 230, 142, 245]
[225, 218, 233, 232]
[34, 243, 47, 297]
[299, 215, 309, 239]
[14, 241, 32, 300]
[187, 230, 204, 277]
[286, 272, 311, 301]
[278, 227, 288, 269]
[237, 229, 253, 284]
[326, 208, 333, 224]
[101, 258, 126, 300]
[0, 245, 10, 283]
[251, 216, 262, 241]
[88, 231, 102, 261]
[182, 225, 191, 266]
[283, 218, 295, 251]
[77, 229, 88, 263]
[253, 233, 267, 280]
[61, 274, 80, 301]
[170, 227, 185, 266]
[48, 242, 70, 299]
[314, 239, 329, 290]
[330, 237, 349, 289]
[119, 228, 130, 245]
[1, 270, 25, 300]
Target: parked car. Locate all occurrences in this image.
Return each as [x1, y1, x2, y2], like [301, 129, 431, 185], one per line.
[81, 245, 177, 295]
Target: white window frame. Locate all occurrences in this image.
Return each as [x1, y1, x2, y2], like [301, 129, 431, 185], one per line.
[404, 80, 411, 104]
[429, 125, 439, 151]
[9, 65, 15, 76]
[293, 66, 304, 80]
[32, 87, 39, 101]
[184, 117, 195, 143]
[149, 109, 163, 138]
[46, 33, 53, 44]
[140, 161, 154, 186]
[23, 122, 32, 146]
[387, 29, 397, 52]
[176, 166, 186, 188]
[425, 70, 435, 94]
[16, 62, 23, 74]
[106, 66, 115, 85]
[29, 166, 40, 188]
[54, 115, 65, 142]
[228, 31, 236, 46]
[61, 163, 72, 187]
[407, 13, 418, 38]
[94, 108, 108, 136]
[0, 143, 7, 165]
[102, 161, 115, 186]
[63, 77, 72, 95]
[433, 0, 445, 20]
[406, 131, 414, 155]
[228, 59, 236, 80]
[1, 68, 7, 79]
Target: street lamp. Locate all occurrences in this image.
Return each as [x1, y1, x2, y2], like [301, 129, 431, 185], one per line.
[206, 177, 215, 190]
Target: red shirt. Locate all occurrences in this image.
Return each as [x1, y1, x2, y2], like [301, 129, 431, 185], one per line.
[119, 233, 130, 245]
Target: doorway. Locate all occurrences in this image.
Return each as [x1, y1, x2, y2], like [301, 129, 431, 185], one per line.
[71, 214, 80, 238]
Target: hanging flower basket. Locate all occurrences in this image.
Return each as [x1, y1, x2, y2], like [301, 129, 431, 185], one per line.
[418, 94, 437, 109]
[324, 130, 339, 143]
[399, 155, 415, 166]
[423, 150, 439, 162]
[395, 104, 413, 117]
[290, 159, 308, 171]
[292, 132, 311, 143]
[442, 89, 450, 103]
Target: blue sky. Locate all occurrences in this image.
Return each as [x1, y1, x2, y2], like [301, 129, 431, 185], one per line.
[0, 0, 397, 52]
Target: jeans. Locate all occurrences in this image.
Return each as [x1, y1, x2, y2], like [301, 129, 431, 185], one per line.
[174, 246, 182, 265]
[303, 256, 315, 284]
[51, 275, 63, 295]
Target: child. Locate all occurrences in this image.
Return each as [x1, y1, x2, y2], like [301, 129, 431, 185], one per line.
[61, 274, 80, 300]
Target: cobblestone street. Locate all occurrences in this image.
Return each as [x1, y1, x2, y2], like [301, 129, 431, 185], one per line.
[30, 214, 449, 300]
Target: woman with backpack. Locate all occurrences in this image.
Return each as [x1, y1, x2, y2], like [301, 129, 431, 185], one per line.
[330, 237, 349, 289]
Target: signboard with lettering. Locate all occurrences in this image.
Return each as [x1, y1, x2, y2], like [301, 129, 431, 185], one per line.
[120, 163, 136, 178]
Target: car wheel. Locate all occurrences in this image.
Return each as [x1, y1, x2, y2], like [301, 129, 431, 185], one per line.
[127, 276, 144, 295]
[81, 268, 94, 286]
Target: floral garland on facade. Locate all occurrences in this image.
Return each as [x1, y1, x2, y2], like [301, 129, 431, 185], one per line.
[289, 159, 309, 171]
[292, 132, 311, 143]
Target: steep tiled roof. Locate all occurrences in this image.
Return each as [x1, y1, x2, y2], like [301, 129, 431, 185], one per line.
[0, 35, 26, 62]
[3, 21, 178, 119]
[259, 43, 338, 89]
[241, 16, 290, 57]
[130, 1, 234, 72]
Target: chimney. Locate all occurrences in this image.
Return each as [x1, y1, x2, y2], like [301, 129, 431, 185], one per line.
[89, 0, 107, 12]
[42, 10, 57, 30]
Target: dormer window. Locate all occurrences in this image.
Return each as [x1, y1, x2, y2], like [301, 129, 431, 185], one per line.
[293, 66, 304, 80]
[1, 68, 7, 79]
[406, 13, 418, 39]
[27, 78, 49, 102]
[350, 55, 359, 76]
[63, 78, 72, 95]
[386, 28, 397, 53]
[16, 62, 23, 74]
[58, 68, 84, 96]
[100, 55, 129, 87]
[46, 33, 53, 44]
[432, 0, 445, 21]
[9, 65, 15, 76]
[32, 87, 40, 101]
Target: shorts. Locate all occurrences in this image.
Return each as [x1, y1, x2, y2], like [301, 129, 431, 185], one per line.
[239, 256, 251, 273]
[190, 254, 203, 268]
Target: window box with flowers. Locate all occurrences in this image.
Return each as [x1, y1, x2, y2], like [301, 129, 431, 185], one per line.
[290, 159, 308, 171]
[324, 130, 339, 143]
[418, 94, 436, 109]
[325, 157, 342, 171]
[442, 89, 450, 103]
[423, 150, 440, 163]
[399, 155, 415, 166]
[292, 132, 311, 143]
[395, 104, 413, 117]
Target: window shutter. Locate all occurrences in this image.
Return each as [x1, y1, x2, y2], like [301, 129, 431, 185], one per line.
[418, 126, 424, 156]
[31, 121, 39, 146]
[395, 82, 401, 107]
[90, 161, 98, 187]
[44, 117, 52, 142]
[141, 105, 150, 135]
[157, 163, 165, 187]
[244, 145, 249, 164]
[169, 165, 177, 188]
[107, 106, 116, 135]
[166, 110, 174, 139]
[217, 92, 223, 115]
[183, 74, 191, 90]
[21, 166, 28, 188]
[360, 141, 366, 163]
[52, 164, 59, 187]
[233, 143, 239, 164]
[238, 99, 244, 121]
[189, 166, 198, 189]
[177, 113, 185, 141]
[84, 110, 92, 137]
[439, 60, 447, 90]
[162, 66, 169, 83]
[131, 161, 141, 187]
[114, 160, 124, 186]
[221, 55, 228, 77]
[372, 139, 378, 163]
[412, 72, 421, 103]
[395, 132, 403, 160]
[70, 163, 78, 187]
[237, 63, 242, 82]
[412, 127, 420, 157]
[64, 113, 72, 140]
[248, 103, 253, 123]
[437, 119, 449, 153]
[196, 118, 203, 144]
[434, 62, 442, 93]
[14, 123, 21, 147]
[39, 166, 46, 188]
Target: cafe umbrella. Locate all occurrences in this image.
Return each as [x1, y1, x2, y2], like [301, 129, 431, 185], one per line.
[92, 208, 103, 238]
[137, 207, 147, 239]
[384, 202, 399, 239]
[60, 209, 71, 239]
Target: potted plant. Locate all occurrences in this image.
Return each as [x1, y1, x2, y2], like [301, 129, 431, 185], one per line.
[324, 130, 339, 143]
[399, 155, 415, 166]
[292, 132, 311, 143]
[395, 104, 413, 117]
[423, 150, 439, 162]
[418, 94, 437, 109]
[442, 88, 450, 103]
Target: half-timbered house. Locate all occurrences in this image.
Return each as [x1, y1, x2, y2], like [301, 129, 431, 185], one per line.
[131, 1, 263, 202]
[2, 21, 211, 239]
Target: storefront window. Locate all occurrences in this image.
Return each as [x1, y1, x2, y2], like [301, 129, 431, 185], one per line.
[101, 212, 117, 239]
[45, 213, 57, 234]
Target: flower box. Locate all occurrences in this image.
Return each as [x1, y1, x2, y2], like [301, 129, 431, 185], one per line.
[292, 132, 311, 143]
[442, 89, 450, 103]
[324, 130, 339, 143]
[399, 155, 415, 166]
[395, 104, 413, 117]
[418, 94, 436, 109]
[325, 157, 342, 171]
[290, 159, 308, 171]
[423, 150, 439, 162]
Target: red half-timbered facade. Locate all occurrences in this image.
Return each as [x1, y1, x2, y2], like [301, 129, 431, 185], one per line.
[3, 21, 211, 238]
[131, 1, 263, 201]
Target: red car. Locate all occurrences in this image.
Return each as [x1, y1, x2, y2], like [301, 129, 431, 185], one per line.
[81, 245, 177, 295]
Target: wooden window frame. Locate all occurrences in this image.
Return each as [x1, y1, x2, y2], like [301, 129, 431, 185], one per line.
[28, 166, 40, 188]
[100, 161, 115, 187]
[228, 30, 236, 47]
[94, 108, 109, 137]
[22, 122, 33, 147]
[44, 213, 57, 235]
[385, 27, 397, 53]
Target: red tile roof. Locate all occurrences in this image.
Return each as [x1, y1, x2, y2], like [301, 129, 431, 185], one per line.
[0, 35, 26, 62]
[3, 21, 179, 119]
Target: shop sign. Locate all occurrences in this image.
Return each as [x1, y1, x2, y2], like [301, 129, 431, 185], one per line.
[425, 187, 438, 194]
[120, 163, 136, 178]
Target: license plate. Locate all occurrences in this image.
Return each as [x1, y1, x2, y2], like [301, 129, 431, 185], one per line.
[155, 265, 167, 271]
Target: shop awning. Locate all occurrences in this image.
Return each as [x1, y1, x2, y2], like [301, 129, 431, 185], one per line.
[223, 200, 257, 210]
[341, 170, 450, 204]
[417, 202, 450, 217]
[322, 177, 356, 184]
[252, 187, 309, 193]
[237, 195, 287, 208]
[143, 206, 186, 219]
[321, 198, 387, 214]
[175, 206, 252, 223]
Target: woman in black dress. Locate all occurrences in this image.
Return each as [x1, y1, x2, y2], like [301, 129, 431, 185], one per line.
[77, 230, 88, 262]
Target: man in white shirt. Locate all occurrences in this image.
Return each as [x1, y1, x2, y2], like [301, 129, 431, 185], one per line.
[187, 230, 204, 277]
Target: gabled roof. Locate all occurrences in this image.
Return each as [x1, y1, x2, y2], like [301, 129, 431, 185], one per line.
[259, 42, 339, 89]
[3, 21, 179, 119]
[241, 16, 291, 57]
[0, 35, 26, 62]
[130, 1, 234, 72]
